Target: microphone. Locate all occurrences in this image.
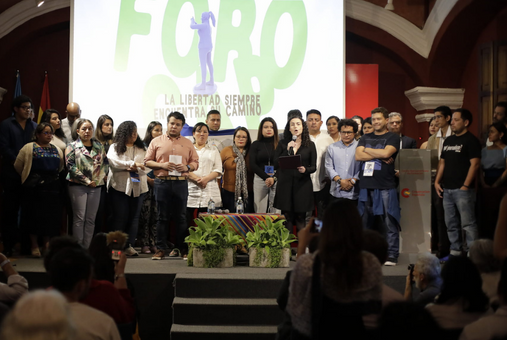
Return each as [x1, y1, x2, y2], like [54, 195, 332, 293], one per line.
[289, 135, 297, 155]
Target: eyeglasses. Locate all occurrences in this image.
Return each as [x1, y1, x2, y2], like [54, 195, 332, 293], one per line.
[42, 131, 54, 136]
[435, 115, 444, 119]
[340, 131, 354, 135]
[20, 105, 31, 110]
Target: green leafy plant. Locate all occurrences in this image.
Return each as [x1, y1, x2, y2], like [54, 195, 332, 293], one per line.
[245, 217, 297, 267]
[185, 216, 242, 267]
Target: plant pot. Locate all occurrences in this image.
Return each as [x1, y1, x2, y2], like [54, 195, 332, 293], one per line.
[192, 248, 234, 268]
[249, 247, 291, 268]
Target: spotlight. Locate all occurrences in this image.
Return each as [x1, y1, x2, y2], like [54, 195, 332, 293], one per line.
[36, 0, 45, 7]
[385, 0, 394, 11]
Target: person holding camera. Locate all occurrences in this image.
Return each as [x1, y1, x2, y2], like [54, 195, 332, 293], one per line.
[404, 253, 442, 306]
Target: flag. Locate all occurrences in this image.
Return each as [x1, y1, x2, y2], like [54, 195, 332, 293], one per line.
[12, 70, 21, 116]
[37, 72, 51, 123]
[14, 70, 21, 98]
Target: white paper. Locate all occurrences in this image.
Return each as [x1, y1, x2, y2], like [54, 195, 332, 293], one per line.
[169, 155, 182, 176]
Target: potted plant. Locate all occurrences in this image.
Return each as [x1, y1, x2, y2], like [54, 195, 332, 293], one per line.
[185, 216, 243, 268]
[245, 217, 297, 268]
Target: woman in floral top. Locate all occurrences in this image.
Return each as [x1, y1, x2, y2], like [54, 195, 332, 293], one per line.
[65, 119, 108, 248]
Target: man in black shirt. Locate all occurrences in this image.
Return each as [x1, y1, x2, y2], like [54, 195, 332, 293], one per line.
[435, 108, 481, 257]
[356, 107, 401, 266]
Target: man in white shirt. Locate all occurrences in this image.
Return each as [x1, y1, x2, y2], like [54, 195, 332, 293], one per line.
[48, 247, 121, 340]
[62, 102, 81, 142]
[306, 109, 334, 219]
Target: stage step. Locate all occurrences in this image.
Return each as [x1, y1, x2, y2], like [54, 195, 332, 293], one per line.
[170, 273, 287, 339]
[174, 273, 286, 299]
[172, 297, 283, 325]
[170, 324, 278, 340]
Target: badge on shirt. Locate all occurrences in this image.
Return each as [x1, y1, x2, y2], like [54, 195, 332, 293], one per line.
[265, 165, 274, 176]
[363, 162, 374, 177]
[130, 172, 140, 182]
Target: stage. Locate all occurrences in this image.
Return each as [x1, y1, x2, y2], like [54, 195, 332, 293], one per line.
[2, 251, 411, 339]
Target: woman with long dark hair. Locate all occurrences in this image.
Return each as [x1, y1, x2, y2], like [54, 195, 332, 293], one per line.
[14, 123, 64, 256]
[326, 116, 340, 143]
[95, 115, 114, 153]
[250, 117, 279, 213]
[107, 121, 148, 256]
[94, 114, 114, 233]
[362, 117, 374, 135]
[420, 117, 438, 149]
[426, 256, 490, 330]
[352, 115, 364, 140]
[287, 199, 383, 338]
[220, 127, 253, 212]
[66, 119, 108, 248]
[40, 109, 67, 152]
[137, 121, 163, 254]
[274, 116, 316, 232]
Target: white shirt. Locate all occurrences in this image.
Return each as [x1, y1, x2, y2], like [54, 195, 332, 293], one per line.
[107, 144, 149, 197]
[187, 144, 223, 208]
[460, 306, 507, 340]
[70, 302, 121, 340]
[310, 132, 334, 191]
[436, 126, 452, 160]
[61, 118, 77, 142]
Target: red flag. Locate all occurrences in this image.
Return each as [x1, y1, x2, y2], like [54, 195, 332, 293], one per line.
[37, 72, 51, 123]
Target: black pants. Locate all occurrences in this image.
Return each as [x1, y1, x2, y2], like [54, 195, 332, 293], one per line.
[432, 187, 450, 257]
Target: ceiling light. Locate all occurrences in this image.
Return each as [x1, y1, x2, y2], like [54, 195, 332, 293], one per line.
[385, 0, 394, 11]
[36, 0, 45, 7]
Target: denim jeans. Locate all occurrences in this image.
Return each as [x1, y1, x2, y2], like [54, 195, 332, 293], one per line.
[154, 179, 188, 251]
[443, 188, 478, 255]
[362, 189, 399, 260]
[109, 188, 146, 246]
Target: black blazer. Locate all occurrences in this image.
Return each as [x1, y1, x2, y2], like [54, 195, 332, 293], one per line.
[273, 139, 317, 212]
[401, 135, 417, 149]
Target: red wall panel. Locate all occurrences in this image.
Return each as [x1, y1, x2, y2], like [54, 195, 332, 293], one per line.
[345, 64, 378, 119]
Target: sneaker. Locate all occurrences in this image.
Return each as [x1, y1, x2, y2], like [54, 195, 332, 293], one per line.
[125, 246, 139, 257]
[384, 258, 397, 266]
[152, 250, 165, 260]
[169, 249, 180, 257]
[141, 246, 151, 254]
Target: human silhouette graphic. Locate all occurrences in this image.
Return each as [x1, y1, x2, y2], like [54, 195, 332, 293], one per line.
[191, 11, 217, 94]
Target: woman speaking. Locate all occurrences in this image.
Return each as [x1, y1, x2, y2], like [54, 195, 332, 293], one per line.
[274, 116, 316, 232]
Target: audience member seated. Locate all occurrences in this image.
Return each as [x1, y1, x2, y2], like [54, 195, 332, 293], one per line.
[426, 256, 491, 331]
[404, 253, 442, 306]
[44, 236, 135, 325]
[460, 258, 507, 340]
[48, 247, 120, 339]
[276, 235, 320, 340]
[362, 230, 404, 329]
[0, 252, 28, 305]
[0, 290, 75, 339]
[286, 199, 383, 339]
[86, 232, 136, 325]
[377, 302, 444, 340]
[469, 239, 501, 308]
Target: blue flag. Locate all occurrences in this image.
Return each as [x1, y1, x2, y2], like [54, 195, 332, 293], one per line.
[12, 70, 21, 116]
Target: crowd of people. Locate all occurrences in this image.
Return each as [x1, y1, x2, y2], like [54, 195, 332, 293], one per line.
[2, 93, 507, 337]
[2, 95, 507, 263]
